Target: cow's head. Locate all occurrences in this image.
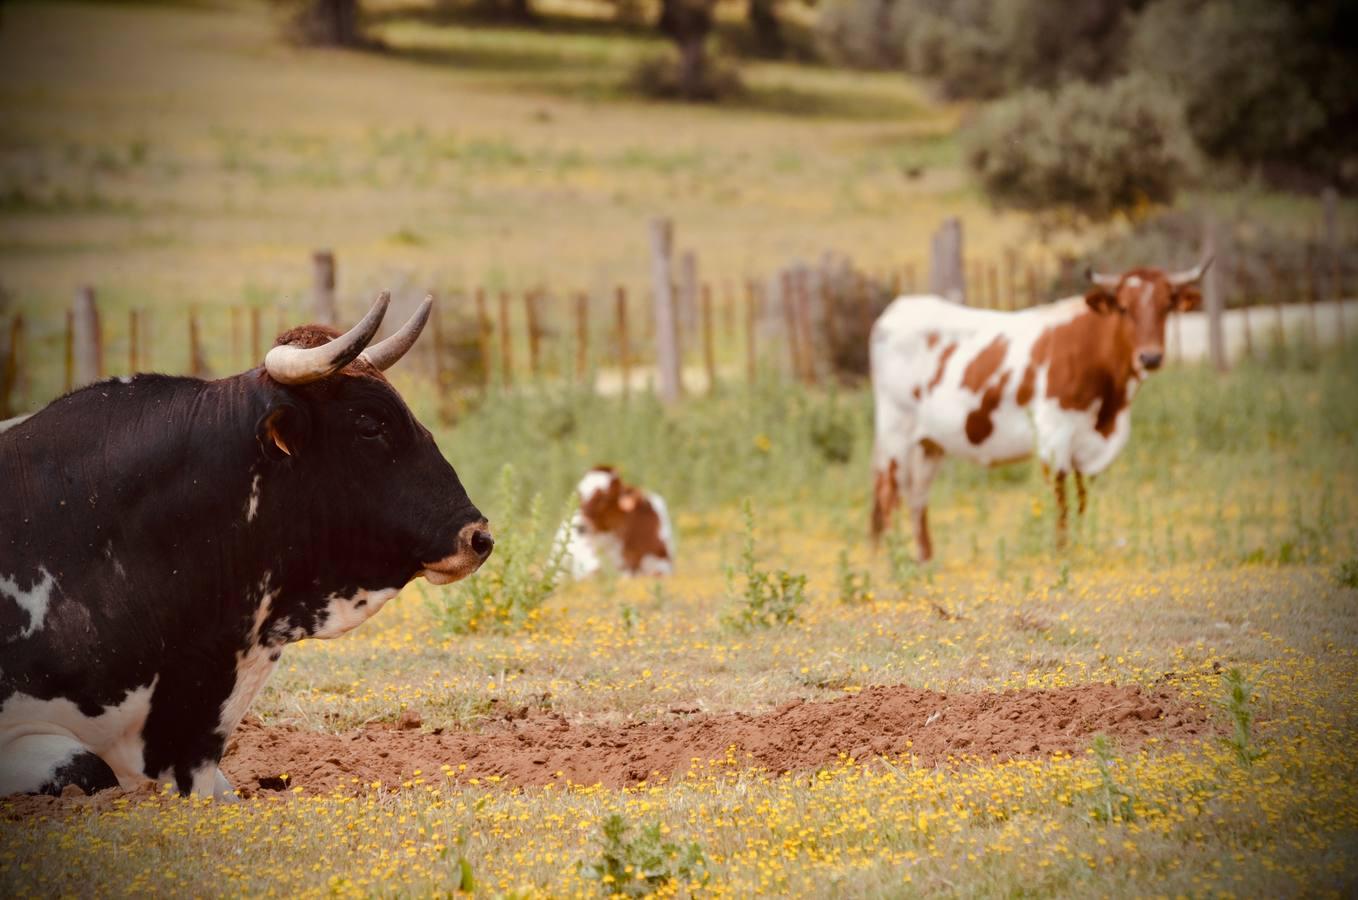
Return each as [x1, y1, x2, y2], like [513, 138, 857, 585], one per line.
[258, 294, 492, 595]
[1084, 258, 1212, 373]
[577, 466, 639, 532]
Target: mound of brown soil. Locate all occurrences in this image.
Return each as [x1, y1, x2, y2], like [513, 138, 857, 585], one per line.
[220, 682, 1211, 796]
[0, 683, 1213, 816]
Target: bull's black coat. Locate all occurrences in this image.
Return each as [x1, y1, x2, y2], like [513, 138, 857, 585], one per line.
[1, 352, 484, 795]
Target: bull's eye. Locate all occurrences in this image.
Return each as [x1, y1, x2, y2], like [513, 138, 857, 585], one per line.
[356, 416, 384, 440]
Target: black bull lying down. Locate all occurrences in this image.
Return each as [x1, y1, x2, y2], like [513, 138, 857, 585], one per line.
[0, 294, 493, 798]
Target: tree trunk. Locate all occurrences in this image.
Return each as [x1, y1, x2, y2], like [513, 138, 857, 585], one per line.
[660, 0, 715, 100]
[747, 0, 782, 57]
[296, 0, 361, 47]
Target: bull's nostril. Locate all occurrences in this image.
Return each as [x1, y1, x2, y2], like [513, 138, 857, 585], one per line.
[1140, 352, 1163, 370]
[470, 529, 494, 559]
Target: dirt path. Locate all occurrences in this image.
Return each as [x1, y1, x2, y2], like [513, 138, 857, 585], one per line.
[220, 682, 1212, 796]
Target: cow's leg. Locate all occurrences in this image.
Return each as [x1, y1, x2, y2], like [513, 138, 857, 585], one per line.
[0, 733, 118, 796]
[1054, 469, 1069, 549]
[906, 439, 944, 562]
[1074, 470, 1088, 517]
[871, 391, 914, 546]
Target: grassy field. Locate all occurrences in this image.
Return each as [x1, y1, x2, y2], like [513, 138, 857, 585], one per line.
[3, 0, 1355, 407]
[4, 339, 1357, 896]
[3, 2, 1358, 897]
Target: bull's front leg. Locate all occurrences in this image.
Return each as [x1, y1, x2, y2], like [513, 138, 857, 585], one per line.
[1074, 470, 1088, 517]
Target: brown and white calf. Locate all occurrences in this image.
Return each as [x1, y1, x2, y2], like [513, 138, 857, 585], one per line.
[558, 466, 674, 578]
[869, 260, 1210, 560]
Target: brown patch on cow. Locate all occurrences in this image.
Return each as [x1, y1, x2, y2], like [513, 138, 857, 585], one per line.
[1015, 363, 1037, 406]
[965, 371, 1011, 445]
[924, 331, 941, 349]
[579, 471, 669, 573]
[911, 386, 922, 400]
[919, 437, 944, 459]
[1031, 311, 1135, 438]
[871, 458, 900, 540]
[961, 336, 1008, 392]
[926, 343, 957, 392]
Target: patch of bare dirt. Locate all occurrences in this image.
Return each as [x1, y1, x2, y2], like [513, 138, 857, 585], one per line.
[1, 683, 1214, 815]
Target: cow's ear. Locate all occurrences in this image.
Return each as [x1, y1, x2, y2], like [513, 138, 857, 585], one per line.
[257, 405, 307, 461]
[1084, 287, 1121, 315]
[618, 493, 638, 513]
[1173, 286, 1203, 311]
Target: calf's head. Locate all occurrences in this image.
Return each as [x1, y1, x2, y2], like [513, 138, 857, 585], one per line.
[1084, 258, 1211, 373]
[258, 293, 492, 593]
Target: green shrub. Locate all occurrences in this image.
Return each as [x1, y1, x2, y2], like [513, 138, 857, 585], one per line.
[722, 500, 808, 630]
[425, 464, 567, 634]
[835, 548, 873, 605]
[584, 813, 707, 897]
[964, 75, 1198, 222]
[630, 47, 743, 102]
[1336, 557, 1358, 590]
[1128, 0, 1357, 183]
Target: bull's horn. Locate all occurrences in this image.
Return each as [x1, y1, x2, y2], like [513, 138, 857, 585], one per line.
[1168, 255, 1213, 287]
[1085, 266, 1121, 290]
[264, 292, 390, 385]
[360, 295, 432, 372]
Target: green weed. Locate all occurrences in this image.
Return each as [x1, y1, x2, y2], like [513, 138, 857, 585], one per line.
[425, 464, 567, 634]
[1218, 668, 1265, 768]
[1089, 735, 1137, 823]
[835, 547, 873, 605]
[583, 813, 707, 898]
[722, 500, 807, 631]
[1335, 556, 1358, 589]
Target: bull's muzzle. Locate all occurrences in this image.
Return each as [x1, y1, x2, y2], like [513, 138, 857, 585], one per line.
[421, 520, 493, 585]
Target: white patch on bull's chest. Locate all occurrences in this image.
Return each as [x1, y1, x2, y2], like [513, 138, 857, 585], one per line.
[1, 567, 56, 640]
[309, 587, 400, 639]
[0, 677, 158, 790]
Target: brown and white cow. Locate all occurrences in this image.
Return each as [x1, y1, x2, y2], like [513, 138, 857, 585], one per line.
[869, 259, 1210, 560]
[558, 466, 674, 578]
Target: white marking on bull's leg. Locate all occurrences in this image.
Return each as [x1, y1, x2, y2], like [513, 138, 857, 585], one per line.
[0, 678, 157, 791]
[559, 513, 600, 580]
[0, 733, 87, 795]
[0, 567, 56, 640]
[213, 767, 237, 801]
[217, 644, 280, 741]
[244, 474, 262, 522]
[310, 587, 399, 639]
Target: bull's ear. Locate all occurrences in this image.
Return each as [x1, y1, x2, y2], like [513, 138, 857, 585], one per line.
[1084, 287, 1121, 315]
[1173, 286, 1203, 311]
[257, 405, 307, 461]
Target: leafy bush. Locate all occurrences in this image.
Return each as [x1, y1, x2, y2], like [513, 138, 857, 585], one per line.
[722, 500, 808, 630]
[963, 75, 1198, 222]
[584, 813, 707, 897]
[835, 548, 873, 605]
[1336, 557, 1358, 590]
[816, 0, 1132, 98]
[425, 464, 567, 634]
[1129, 0, 1358, 185]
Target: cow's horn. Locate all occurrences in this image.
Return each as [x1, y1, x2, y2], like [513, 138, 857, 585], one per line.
[264, 292, 390, 385]
[360, 294, 433, 372]
[1168, 255, 1213, 287]
[1085, 266, 1121, 290]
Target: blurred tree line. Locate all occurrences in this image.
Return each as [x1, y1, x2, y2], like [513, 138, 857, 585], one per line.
[817, 0, 1358, 216]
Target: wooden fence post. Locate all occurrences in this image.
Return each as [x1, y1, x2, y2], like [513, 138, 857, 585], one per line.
[0, 314, 17, 418]
[677, 250, 699, 340]
[795, 269, 817, 384]
[1203, 220, 1227, 373]
[929, 218, 965, 304]
[312, 250, 337, 327]
[230, 306, 242, 370]
[64, 309, 74, 393]
[498, 290, 513, 387]
[575, 291, 589, 382]
[474, 288, 491, 391]
[72, 285, 103, 388]
[430, 299, 446, 392]
[615, 285, 631, 400]
[1323, 187, 1345, 341]
[903, 262, 916, 294]
[1305, 235, 1320, 346]
[128, 308, 139, 374]
[523, 289, 541, 379]
[189, 306, 210, 378]
[250, 306, 262, 364]
[745, 280, 758, 384]
[701, 282, 716, 392]
[649, 217, 683, 404]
